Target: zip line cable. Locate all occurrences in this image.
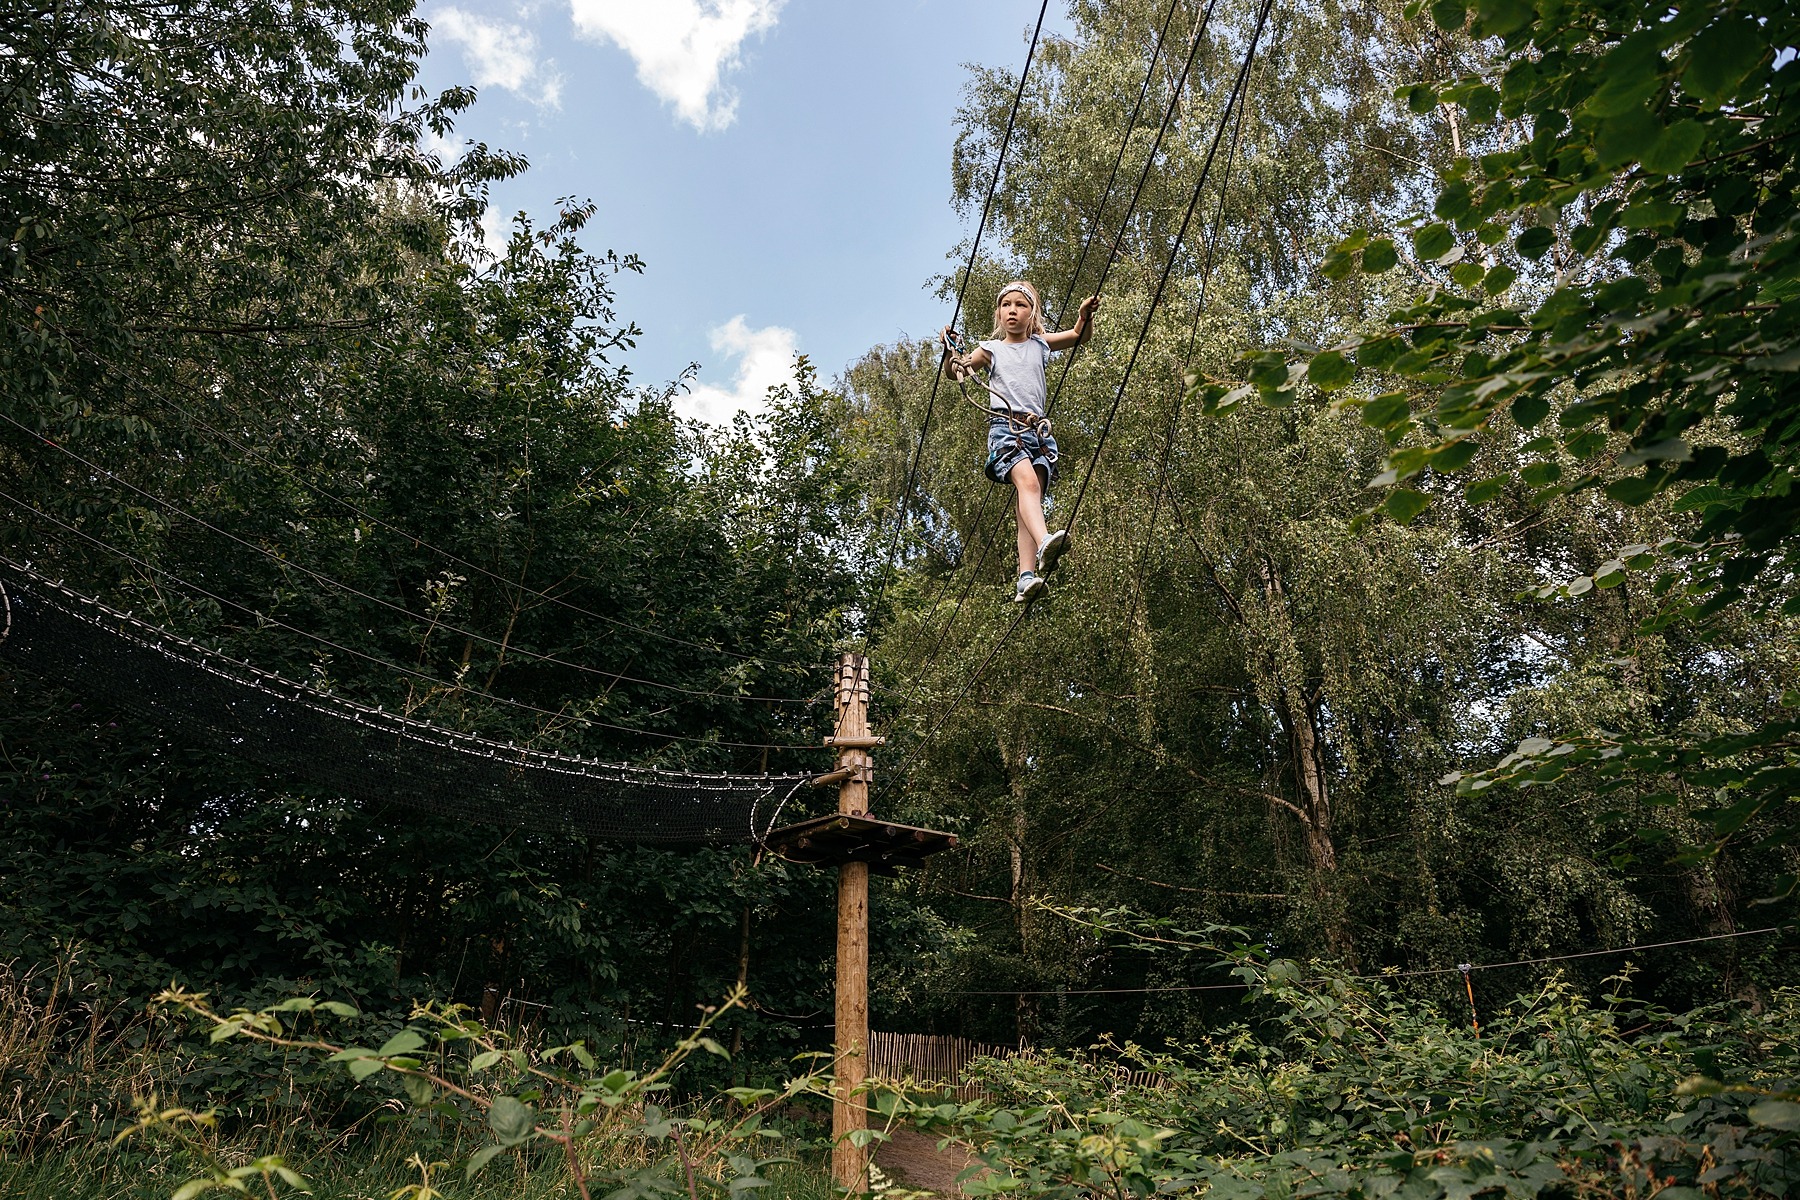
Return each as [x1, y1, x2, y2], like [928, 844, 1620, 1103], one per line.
[893, 0, 1193, 692]
[1062, 0, 1275, 543]
[4, 414, 816, 707]
[868, 0, 1051, 641]
[896, 2, 1264, 778]
[3, 490, 818, 752]
[1045, 0, 1223, 420]
[943, 926, 1786, 996]
[896, 0, 1224, 705]
[72, 350, 817, 671]
[1126, 27, 1261, 619]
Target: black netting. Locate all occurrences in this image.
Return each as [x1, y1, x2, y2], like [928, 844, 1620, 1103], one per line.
[0, 561, 811, 844]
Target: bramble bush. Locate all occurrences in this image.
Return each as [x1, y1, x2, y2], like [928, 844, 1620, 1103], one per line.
[884, 958, 1799, 1199]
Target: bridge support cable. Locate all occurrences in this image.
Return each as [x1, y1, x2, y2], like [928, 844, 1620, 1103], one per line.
[893, 0, 1278, 782]
[892, 0, 1191, 678]
[3, 491, 813, 753]
[1062, 0, 1277, 540]
[894, 0, 1224, 704]
[0, 557, 814, 843]
[868, 0, 1052, 641]
[2, 411, 815, 708]
[1127, 29, 1264, 619]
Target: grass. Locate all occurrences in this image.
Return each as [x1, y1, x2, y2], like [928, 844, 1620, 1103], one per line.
[0, 954, 842, 1200]
[0, 1146, 838, 1200]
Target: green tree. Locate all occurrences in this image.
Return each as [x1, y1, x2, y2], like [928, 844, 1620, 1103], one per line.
[1250, 0, 1800, 899]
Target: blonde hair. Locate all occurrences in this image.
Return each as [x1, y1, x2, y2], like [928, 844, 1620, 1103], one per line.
[989, 280, 1046, 339]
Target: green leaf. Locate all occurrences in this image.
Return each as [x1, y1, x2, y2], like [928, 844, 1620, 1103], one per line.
[1604, 476, 1661, 505]
[1748, 1100, 1800, 1131]
[1521, 461, 1562, 488]
[1582, 35, 1664, 117]
[1435, 179, 1474, 223]
[488, 1095, 536, 1144]
[1595, 106, 1662, 170]
[1308, 351, 1355, 391]
[347, 1057, 383, 1082]
[1472, 0, 1532, 38]
[1362, 238, 1399, 274]
[1465, 476, 1507, 504]
[1510, 390, 1550, 429]
[1412, 223, 1455, 262]
[1642, 120, 1706, 175]
[401, 1073, 435, 1105]
[1385, 489, 1431, 523]
[1450, 261, 1485, 288]
[1619, 437, 1691, 467]
[1321, 245, 1358, 281]
[1248, 351, 1290, 390]
[1363, 392, 1412, 430]
[469, 1049, 506, 1071]
[1430, 0, 1466, 32]
[1482, 264, 1517, 294]
[1515, 226, 1554, 259]
[1431, 440, 1479, 472]
[378, 1029, 426, 1057]
[1402, 83, 1439, 115]
[466, 1144, 507, 1178]
[1620, 200, 1683, 230]
[1683, 17, 1765, 106]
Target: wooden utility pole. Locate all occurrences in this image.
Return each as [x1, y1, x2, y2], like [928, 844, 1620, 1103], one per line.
[830, 652, 873, 1193]
[763, 655, 953, 1194]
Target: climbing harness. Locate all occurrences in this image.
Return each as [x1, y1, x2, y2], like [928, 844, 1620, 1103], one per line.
[939, 328, 1058, 467]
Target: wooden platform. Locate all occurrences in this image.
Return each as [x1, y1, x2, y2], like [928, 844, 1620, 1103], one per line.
[764, 813, 957, 871]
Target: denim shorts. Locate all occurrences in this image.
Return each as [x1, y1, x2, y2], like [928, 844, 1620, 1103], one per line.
[985, 416, 1059, 485]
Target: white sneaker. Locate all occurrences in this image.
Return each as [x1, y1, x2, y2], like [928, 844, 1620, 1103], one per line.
[1014, 571, 1047, 603]
[1036, 529, 1069, 576]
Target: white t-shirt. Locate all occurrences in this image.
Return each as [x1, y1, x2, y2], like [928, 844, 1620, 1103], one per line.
[980, 334, 1052, 417]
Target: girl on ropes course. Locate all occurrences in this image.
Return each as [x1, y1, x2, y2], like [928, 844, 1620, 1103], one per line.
[941, 281, 1099, 604]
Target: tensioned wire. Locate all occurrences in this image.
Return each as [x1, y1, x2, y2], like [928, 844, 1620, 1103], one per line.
[894, 0, 1268, 780]
[891, 0, 1227, 702]
[71, 346, 820, 673]
[1061, 0, 1277, 541]
[942, 926, 1786, 996]
[889, 0, 1194, 693]
[3, 411, 815, 709]
[868, 0, 1052, 643]
[0, 556, 811, 843]
[2, 489, 818, 752]
[1123, 21, 1263, 620]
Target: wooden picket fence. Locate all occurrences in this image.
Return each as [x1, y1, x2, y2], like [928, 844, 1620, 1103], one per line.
[866, 1031, 1020, 1097]
[866, 1031, 1170, 1098]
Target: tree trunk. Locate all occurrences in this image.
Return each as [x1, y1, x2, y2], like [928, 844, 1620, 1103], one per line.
[1256, 557, 1354, 964]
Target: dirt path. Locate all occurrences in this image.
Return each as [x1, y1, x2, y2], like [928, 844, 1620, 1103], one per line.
[874, 1128, 979, 1196]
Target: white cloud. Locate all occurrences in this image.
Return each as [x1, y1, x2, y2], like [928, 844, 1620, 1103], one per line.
[566, 0, 783, 131]
[677, 316, 801, 424]
[432, 7, 564, 108]
[418, 127, 467, 166]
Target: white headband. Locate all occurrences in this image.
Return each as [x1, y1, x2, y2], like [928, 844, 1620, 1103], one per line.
[997, 284, 1036, 308]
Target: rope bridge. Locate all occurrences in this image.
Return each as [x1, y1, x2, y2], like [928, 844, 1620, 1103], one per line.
[0, 559, 811, 844]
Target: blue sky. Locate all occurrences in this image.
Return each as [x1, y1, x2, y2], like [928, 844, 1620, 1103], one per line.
[415, 1, 1074, 422]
